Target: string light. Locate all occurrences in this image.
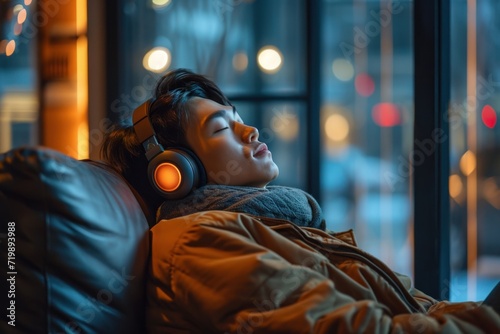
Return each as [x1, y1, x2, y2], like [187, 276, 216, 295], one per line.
[17, 8, 27, 24]
[6, 40, 16, 56]
[2, 3, 31, 56]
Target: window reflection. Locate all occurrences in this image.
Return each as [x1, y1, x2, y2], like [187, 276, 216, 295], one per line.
[450, 0, 500, 302]
[320, 0, 414, 277]
[0, 0, 38, 153]
[117, 0, 308, 187]
[120, 0, 305, 100]
[235, 101, 307, 189]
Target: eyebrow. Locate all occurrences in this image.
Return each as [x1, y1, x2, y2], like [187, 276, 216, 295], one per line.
[202, 106, 237, 128]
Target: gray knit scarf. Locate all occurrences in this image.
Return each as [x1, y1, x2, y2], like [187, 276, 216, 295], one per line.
[157, 185, 326, 230]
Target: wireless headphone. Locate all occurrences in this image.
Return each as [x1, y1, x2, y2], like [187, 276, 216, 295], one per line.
[132, 99, 206, 200]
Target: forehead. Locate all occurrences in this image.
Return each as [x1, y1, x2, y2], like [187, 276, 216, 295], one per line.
[188, 97, 231, 115]
[184, 98, 233, 147]
[186, 97, 234, 126]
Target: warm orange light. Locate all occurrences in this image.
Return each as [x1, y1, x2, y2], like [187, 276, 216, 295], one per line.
[460, 150, 476, 176]
[325, 114, 350, 142]
[449, 174, 463, 199]
[155, 163, 182, 192]
[5, 40, 16, 56]
[17, 8, 27, 24]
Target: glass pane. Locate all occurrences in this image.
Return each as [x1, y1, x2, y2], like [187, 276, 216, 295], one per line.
[449, 0, 500, 302]
[116, 0, 308, 189]
[116, 0, 306, 113]
[0, 1, 38, 152]
[236, 101, 307, 189]
[320, 0, 414, 277]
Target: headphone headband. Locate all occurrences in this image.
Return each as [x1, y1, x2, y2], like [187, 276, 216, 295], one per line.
[132, 99, 164, 161]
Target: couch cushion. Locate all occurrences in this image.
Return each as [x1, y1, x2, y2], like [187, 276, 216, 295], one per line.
[0, 147, 149, 334]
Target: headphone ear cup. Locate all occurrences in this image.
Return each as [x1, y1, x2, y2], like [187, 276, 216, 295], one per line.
[148, 148, 205, 200]
[181, 148, 207, 187]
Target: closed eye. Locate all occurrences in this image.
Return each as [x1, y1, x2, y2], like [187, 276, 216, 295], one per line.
[214, 127, 229, 133]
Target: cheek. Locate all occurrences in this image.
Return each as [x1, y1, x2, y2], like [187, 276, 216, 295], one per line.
[198, 144, 229, 172]
[196, 137, 248, 172]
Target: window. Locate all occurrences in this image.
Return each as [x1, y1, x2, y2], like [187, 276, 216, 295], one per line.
[112, 0, 308, 188]
[0, 0, 38, 153]
[449, 0, 500, 302]
[107, 0, 500, 300]
[320, 0, 414, 276]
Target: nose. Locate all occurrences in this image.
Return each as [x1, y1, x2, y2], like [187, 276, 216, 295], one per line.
[241, 124, 259, 143]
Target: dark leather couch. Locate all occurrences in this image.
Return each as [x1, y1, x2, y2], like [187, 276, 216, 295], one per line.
[0, 147, 150, 334]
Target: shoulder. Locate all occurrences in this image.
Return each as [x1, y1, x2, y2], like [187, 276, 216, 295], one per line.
[151, 211, 266, 251]
[150, 210, 316, 268]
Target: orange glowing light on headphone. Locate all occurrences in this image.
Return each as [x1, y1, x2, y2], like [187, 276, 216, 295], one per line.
[154, 163, 182, 192]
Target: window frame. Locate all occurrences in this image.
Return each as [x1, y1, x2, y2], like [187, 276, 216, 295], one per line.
[413, 0, 451, 299]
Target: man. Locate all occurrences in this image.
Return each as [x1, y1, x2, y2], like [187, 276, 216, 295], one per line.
[102, 68, 500, 333]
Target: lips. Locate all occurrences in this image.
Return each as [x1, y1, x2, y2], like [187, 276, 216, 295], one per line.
[254, 143, 269, 157]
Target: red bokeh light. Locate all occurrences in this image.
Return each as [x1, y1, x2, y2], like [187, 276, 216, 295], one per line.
[481, 105, 497, 129]
[355, 73, 375, 97]
[372, 103, 401, 127]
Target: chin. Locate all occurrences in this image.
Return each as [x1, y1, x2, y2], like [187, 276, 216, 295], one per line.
[270, 173, 279, 182]
[270, 165, 279, 181]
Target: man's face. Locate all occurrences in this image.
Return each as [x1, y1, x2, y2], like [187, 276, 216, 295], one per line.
[184, 97, 279, 187]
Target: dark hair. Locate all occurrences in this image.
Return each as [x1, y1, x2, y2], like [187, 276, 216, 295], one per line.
[149, 68, 231, 148]
[100, 68, 231, 222]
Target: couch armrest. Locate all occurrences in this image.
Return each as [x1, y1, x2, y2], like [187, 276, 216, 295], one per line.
[0, 147, 149, 334]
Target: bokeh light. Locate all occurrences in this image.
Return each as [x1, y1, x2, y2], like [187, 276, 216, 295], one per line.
[13, 4, 24, 14]
[332, 58, 354, 81]
[143, 47, 171, 73]
[257, 46, 283, 73]
[5, 40, 16, 56]
[17, 8, 27, 24]
[449, 174, 463, 199]
[355, 73, 375, 97]
[372, 102, 401, 127]
[459, 150, 476, 176]
[13, 23, 22, 36]
[151, 0, 171, 9]
[481, 104, 497, 128]
[271, 109, 299, 142]
[232, 52, 248, 72]
[325, 113, 350, 142]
